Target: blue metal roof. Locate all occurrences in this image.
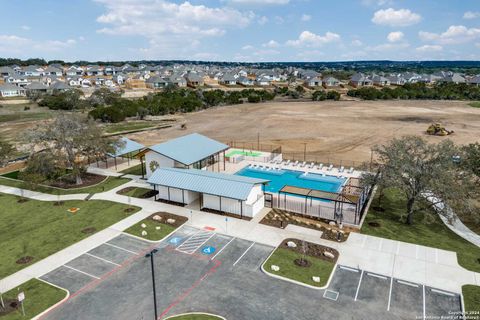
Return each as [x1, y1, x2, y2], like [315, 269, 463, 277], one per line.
[149, 133, 229, 165]
[109, 137, 145, 157]
[147, 168, 269, 200]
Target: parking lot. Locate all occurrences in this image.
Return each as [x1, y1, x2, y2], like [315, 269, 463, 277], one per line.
[39, 226, 464, 320]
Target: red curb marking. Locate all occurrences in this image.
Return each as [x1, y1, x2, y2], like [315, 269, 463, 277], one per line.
[204, 226, 216, 231]
[158, 259, 222, 319]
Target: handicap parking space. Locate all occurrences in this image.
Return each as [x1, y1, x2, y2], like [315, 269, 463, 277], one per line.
[195, 233, 233, 257]
[40, 266, 95, 293]
[161, 225, 199, 249]
[389, 279, 424, 319]
[356, 272, 391, 311]
[425, 287, 462, 318]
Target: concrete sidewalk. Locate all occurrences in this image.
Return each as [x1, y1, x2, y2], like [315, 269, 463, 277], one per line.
[1, 181, 479, 295]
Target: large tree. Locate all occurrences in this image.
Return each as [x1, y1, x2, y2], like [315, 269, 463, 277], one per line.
[363, 136, 476, 225]
[0, 138, 15, 167]
[462, 142, 480, 178]
[27, 113, 122, 185]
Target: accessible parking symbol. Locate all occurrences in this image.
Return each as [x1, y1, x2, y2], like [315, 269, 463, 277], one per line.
[201, 246, 216, 255]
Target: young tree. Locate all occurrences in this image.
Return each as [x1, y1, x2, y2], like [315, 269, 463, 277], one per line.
[27, 113, 122, 185]
[462, 142, 480, 178]
[0, 138, 15, 167]
[363, 136, 476, 225]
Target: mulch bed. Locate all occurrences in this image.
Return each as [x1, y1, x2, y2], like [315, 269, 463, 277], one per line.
[17, 198, 28, 203]
[368, 221, 381, 228]
[117, 187, 158, 199]
[0, 299, 19, 316]
[260, 209, 350, 242]
[48, 173, 106, 189]
[16, 256, 34, 264]
[124, 207, 136, 213]
[280, 238, 339, 263]
[147, 212, 188, 228]
[201, 207, 253, 221]
[81, 227, 97, 234]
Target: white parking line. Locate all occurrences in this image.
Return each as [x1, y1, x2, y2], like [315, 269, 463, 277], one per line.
[63, 265, 100, 279]
[387, 276, 393, 311]
[354, 270, 364, 301]
[397, 280, 419, 288]
[423, 285, 426, 320]
[211, 237, 236, 260]
[339, 265, 359, 273]
[430, 288, 456, 297]
[85, 252, 121, 266]
[104, 242, 138, 255]
[233, 242, 255, 266]
[367, 272, 388, 280]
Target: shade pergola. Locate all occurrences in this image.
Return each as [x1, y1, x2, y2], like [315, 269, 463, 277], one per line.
[96, 137, 145, 171]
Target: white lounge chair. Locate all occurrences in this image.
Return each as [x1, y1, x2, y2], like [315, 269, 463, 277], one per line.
[327, 164, 333, 171]
[339, 166, 345, 173]
[348, 167, 354, 174]
[284, 160, 291, 166]
[292, 160, 299, 167]
[307, 162, 314, 168]
[317, 163, 324, 170]
[300, 161, 306, 167]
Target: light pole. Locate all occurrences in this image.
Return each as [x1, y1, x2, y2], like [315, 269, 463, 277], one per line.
[145, 249, 158, 320]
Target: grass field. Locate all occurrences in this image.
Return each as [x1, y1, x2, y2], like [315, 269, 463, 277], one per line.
[0, 193, 140, 278]
[263, 247, 335, 287]
[469, 101, 480, 108]
[0, 112, 52, 123]
[0, 279, 67, 320]
[120, 164, 144, 176]
[462, 285, 480, 313]
[0, 174, 129, 195]
[363, 188, 480, 273]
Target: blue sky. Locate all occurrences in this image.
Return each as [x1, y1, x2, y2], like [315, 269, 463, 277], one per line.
[0, 0, 479, 62]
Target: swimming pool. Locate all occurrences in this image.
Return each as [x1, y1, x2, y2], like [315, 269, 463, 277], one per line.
[236, 167, 346, 194]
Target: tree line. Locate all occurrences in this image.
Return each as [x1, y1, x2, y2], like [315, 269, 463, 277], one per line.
[347, 83, 480, 100]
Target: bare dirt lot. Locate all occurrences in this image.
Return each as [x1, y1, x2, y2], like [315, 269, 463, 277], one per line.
[128, 100, 480, 163]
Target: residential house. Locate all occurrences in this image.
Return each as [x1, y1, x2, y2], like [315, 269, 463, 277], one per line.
[219, 73, 238, 86]
[44, 66, 63, 76]
[237, 76, 255, 86]
[255, 76, 271, 86]
[104, 66, 118, 76]
[50, 81, 70, 92]
[6, 74, 30, 87]
[306, 76, 322, 87]
[349, 73, 372, 87]
[146, 76, 169, 89]
[0, 83, 26, 97]
[322, 76, 340, 87]
[0, 66, 15, 77]
[20, 65, 44, 77]
[25, 82, 48, 94]
[113, 73, 127, 85]
[186, 73, 204, 87]
[371, 75, 390, 87]
[386, 75, 406, 86]
[468, 75, 480, 86]
[441, 73, 466, 84]
[66, 66, 83, 76]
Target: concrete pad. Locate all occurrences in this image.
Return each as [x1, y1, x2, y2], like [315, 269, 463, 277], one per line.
[379, 239, 397, 254]
[87, 244, 135, 265]
[338, 245, 394, 276]
[396, 242, 417, 259]
[393, 255, 426, 285]
[40, 266, 94, 293]
[425, 248, 437, 263]
[425, 262, 475, 293]
[436, 249, 459, 267]
[415, 245, 427, 261]
[284, 224, 323, 238]
[364, 235, 382, 251]
[390, 279, 423, 319]
[65, 254, 117, 278]
[425, 287, 462, 318]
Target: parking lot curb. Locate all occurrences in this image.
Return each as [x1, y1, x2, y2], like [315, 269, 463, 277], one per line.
[32, 278, 70, 320]
[260, 244, 337, 290]
[164, 312, 227, 320]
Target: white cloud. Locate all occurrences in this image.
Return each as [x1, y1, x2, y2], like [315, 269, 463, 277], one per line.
[0, 34, 76, 55]
[416, 45, 442, 52]
[262, 40, 279, 48]
[419, 25, 480, 44]
[258, 16, 268, 25]
[286, 31, 340, 47]
[387, 31, 404, 42]
[225, 0, 289, 5]
[463, 11, 480, 19]
[366, 42, 409, 52]
[351, 39, 363, 46]
[361, 0, 394, 7]
[242, 44, 254, 50]
[372, 8, 421, 27]
[301, 14, 311, 22]
[20, 25, 30, 31]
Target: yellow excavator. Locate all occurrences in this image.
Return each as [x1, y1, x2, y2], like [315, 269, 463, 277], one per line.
[426, 123, 454, 136]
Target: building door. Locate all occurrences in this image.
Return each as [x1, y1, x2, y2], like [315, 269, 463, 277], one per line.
[264, 193, 273, 208]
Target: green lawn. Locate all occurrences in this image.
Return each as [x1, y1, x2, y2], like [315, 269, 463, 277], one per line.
[125, 216, 177, 241]
[264, 247, 335, 287]
[363, 188, 480, 273]
[0, 193, 140, 278]
[468, 101, 480, 108]
[0, 174, 129, 195]
[0, 279, 66, 320]
[167, 314, 223, 320]
[120, 164, 144, 176]
[105, 122, 156, 133]
[463, 285, 480, 313]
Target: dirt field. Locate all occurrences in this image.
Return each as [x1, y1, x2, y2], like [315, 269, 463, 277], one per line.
[127, 100, 480, 164]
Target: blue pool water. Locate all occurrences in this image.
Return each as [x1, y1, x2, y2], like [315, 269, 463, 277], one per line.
[236, 167, 346, 194]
